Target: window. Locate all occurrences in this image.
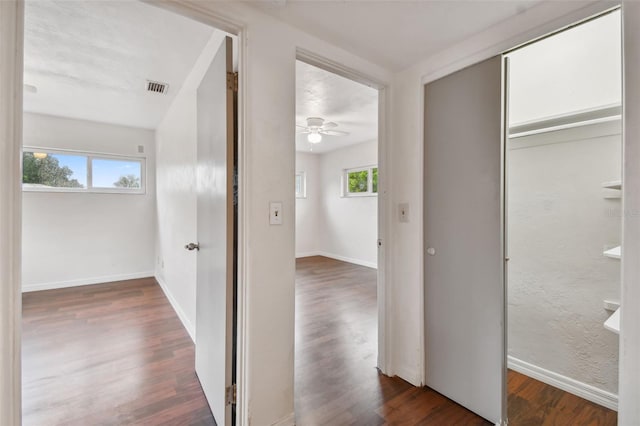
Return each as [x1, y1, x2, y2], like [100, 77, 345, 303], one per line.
[22, 148, 145, 194]
[92, 158, 142, 190]
[344, 165, 378, 196]
[295, 172, 306, 198]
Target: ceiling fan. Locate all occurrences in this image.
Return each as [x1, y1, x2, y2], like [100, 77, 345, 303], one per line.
[296, 117, 349, 144]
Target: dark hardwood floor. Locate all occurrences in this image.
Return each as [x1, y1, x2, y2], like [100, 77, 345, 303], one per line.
[295, 256, 489, 425]
[508, 370, 617, 425]
[22, 260, 618, 425]
[22, 277, 214, 426]
[295, 256, 618, 426]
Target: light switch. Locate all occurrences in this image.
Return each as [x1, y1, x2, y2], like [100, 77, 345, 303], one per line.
[270, 202, 283, 225]
[399, 203, 410, 223]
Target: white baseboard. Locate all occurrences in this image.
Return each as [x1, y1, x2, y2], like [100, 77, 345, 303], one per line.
[395, 364, 423, 387]
[21, 271, 155, 293]
[271, 412, 295, 426]
[155, 275, 195, 342]
[296, 251, 377, 269]
[295, 251, 321, 258]
[508, 356, 618, 411]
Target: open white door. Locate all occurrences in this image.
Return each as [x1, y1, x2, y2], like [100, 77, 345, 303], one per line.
[194, 36, 235, 426]
[423, 56, 506, 424]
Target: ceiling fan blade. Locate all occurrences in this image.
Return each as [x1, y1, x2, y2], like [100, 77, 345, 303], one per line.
[321, 122, 338, 129]
[321, 130, 349, 136]
[297, 129, 311, 134]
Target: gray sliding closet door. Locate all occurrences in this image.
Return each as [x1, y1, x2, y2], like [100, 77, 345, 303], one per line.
[423, 56, 505, 424]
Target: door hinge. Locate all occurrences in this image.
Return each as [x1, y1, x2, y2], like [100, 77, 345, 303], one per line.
[226, 383, 237, 405]
[227, 72, 238, 92]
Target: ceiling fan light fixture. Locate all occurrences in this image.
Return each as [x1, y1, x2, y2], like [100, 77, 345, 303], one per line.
[308, 132, 322, 144]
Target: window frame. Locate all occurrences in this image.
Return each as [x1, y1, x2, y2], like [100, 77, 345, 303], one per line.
[22, 147, 146, 195]
[295, 171, 307, 199]
[343, 164, 378, 197]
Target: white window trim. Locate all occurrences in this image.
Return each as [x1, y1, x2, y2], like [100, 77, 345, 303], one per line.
[343, 164, 378, 197]
[22, 146, 146, 195]
[295, 171, 307, 198]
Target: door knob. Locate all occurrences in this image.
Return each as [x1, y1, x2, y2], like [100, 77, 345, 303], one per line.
[185, 242, 200, 251]
[427, 247, 436, 256]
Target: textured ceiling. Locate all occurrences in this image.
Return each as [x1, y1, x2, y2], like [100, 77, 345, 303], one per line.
[23, 0, 215, 129]
[251, 0, 540, 71]
[296, 60, 378, 154]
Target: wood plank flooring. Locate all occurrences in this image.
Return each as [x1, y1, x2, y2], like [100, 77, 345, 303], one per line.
[295, 256, 489, 425]
[22, 260, 618, 425]
[22, 277, 214, 426]
[295, 256, 618, 426]
[508, 370, 617, 425]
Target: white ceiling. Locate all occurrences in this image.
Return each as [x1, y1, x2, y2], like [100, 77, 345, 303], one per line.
[252, 0, 540, 72]
[296, 60, 378, 154]
[23, 0, 215, 129]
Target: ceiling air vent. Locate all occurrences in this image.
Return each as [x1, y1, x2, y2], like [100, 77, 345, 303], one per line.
[146, 80, 169, 94]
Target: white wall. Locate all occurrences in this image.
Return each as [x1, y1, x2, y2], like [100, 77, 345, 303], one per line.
[155, 33, 226, 339]
[295, 152, 321, 256]
[181, 5, 392, 424]
[321, 141, 377, 267]
[21, 112, 155, 291]
[508, 121, 621, 396]
[7, 2, 634, 426]
[296, 140, 378, 268]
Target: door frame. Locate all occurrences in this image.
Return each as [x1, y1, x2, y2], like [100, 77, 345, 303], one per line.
[295, 48, 392, 375]
[0, 1, 249, 424]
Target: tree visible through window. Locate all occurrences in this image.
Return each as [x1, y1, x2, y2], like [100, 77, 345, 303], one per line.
[22, 149, 144, 193]
[372, 168, 378, 193]
[114, 175, 141, 188]
[344, 165, 378, 196]
[22, 152, 85, 188]
[348, 170, 369, 193]
[92, 158, 142, 189]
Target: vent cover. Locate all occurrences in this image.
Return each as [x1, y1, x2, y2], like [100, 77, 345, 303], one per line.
[146, 80, 169, 94]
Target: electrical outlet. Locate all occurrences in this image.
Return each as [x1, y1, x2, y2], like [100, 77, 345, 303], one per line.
[399, 203, 410, 223]
[270, 202, 283, 225]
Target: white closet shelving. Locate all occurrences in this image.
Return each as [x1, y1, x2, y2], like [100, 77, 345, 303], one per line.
[603, 179, 622, 334]
[603, 246, 621, 259]
[604, 307, 620, 334]
[602, 180, 622, 190]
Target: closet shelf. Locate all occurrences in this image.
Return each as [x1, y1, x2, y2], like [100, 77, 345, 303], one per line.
[602, 180, 622, 190]
[603, 246, 621, 259]
[604, 307, 620, 334]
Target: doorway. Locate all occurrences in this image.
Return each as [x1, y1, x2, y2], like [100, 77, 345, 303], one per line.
[18, 1, 239, 425]
[293, 57, 385, 423]
[505, 9, 621, 423]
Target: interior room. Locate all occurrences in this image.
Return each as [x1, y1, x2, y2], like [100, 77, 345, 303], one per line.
[3, 1, 640, 425]
[506, 10, 621, 421]
[20, 0, 235, 423]
[294, 60, 381, 423]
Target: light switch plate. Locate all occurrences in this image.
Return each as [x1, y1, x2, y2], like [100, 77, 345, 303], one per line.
[399, 203, 410, 223]
[270, 202, 283, 225]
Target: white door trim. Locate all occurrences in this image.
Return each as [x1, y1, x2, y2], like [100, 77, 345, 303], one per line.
[620, 2, 640, 423]
[0, 1, 23, 424]
[295, 48, 392, 375]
